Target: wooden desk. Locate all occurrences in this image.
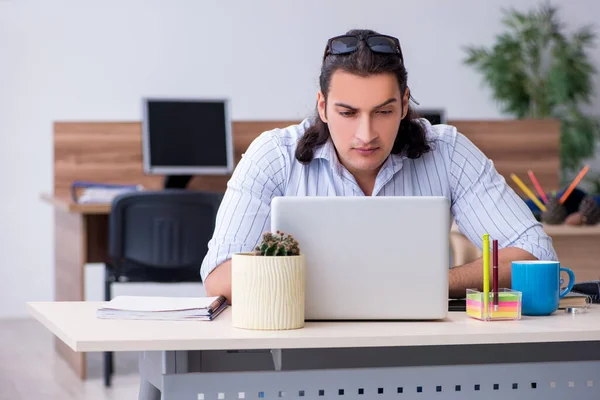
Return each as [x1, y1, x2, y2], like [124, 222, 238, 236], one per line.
[26, 302, 600, 351]
[27, 302, 600, 400]
[44, 118, 562, 387]
[41, 193, 111, 214]
[42, 192, 600, 381]
[41, 193, 112, 379]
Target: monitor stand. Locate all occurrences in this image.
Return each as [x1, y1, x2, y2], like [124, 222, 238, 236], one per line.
[163, 175, 192, 189]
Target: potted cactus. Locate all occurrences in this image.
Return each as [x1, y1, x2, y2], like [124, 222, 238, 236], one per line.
[253, 231, 301, 256]
[231, 231, 306, 330]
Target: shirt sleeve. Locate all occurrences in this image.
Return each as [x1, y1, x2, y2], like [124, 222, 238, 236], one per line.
[200, 132, 288, 282]
[447, 131, 558, 262]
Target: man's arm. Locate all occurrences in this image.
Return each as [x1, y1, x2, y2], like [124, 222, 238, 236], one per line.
[204, 260, 232, 302]
[446, 130, 557, 298]
[449, 247, 536, 299]
[200, 132, 287, 303]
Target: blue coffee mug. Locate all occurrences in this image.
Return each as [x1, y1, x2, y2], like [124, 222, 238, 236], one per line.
[511, 261, 575, 316]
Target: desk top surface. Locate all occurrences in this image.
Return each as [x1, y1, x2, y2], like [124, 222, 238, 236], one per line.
[27, 301, 600, 353]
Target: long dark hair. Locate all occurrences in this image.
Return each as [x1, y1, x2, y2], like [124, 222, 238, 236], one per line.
[296, 29, 431, 163]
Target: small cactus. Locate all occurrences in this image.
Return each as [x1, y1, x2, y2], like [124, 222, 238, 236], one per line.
[254, 231, 300, 256]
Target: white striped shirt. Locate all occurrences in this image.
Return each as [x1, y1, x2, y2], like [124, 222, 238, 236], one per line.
[200, 118, 557, 281]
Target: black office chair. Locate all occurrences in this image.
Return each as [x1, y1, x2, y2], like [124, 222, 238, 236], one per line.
[103, 189, 223, 387]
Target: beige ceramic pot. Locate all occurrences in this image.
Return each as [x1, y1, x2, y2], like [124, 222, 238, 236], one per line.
[231, 252, 305, 330]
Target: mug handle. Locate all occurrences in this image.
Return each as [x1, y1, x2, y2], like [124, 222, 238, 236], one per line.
[559, 267, 575, 298]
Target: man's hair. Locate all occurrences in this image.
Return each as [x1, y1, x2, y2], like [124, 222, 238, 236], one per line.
[295, 28, 431, 163]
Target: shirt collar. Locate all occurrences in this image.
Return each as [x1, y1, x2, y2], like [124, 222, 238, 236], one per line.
[313, 138, 344, 176]
[313, 137, 337, 162]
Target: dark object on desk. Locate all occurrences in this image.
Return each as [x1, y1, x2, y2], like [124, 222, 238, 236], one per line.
[526, 187, 589, 218]
[415, 108, 446, 125]
[579, 196, 600, 225]
[572, 281, 600, 304]
[103, 189, 223, 387]
[448, 299, 466, 312]
[541, 194, 568, 225]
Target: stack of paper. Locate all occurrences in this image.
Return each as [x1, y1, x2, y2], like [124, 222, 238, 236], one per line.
[96, 295, 228, 321]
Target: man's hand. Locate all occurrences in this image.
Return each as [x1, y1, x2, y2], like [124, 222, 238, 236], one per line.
[449, 247, 537, 299]
[204, 260, 232, 304]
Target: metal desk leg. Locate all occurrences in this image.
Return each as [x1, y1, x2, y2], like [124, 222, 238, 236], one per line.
[138, 352, 163, 400]
[138, 351, 192, 400]
[138, 379, 161, 400]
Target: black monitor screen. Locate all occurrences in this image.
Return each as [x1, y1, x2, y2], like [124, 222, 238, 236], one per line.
[416, 109, 445, 125]
[145, 99, 230, 171]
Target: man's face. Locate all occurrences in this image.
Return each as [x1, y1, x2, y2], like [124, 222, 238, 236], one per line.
[317, 70, 409, 179]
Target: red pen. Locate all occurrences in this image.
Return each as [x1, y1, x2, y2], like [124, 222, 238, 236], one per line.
[493, 240, 499, 311]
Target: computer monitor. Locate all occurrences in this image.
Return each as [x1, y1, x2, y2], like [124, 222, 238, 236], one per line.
[142, 98, 234, 184]
[415, 108, 446, 125]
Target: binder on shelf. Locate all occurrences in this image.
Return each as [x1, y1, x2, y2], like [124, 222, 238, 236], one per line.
[70, 180, 143, 204]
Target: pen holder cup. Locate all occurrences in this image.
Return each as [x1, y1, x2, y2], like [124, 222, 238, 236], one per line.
[466, 288, 522, 321]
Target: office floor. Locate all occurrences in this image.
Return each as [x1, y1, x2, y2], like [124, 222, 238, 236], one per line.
[1, 318, 140, 400]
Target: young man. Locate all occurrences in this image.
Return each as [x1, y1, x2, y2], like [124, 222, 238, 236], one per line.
[200, 29, 557, 302]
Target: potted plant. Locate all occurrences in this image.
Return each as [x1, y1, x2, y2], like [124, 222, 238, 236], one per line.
[462, 3, 600, 183]
[231, 231, 306, 330]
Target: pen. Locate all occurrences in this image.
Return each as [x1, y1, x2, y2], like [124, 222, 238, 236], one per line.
[510, 173, 547, 212]
[493, 239, 498, 311]
[483, 234, 490, 317]
[527, 170, 548, 204]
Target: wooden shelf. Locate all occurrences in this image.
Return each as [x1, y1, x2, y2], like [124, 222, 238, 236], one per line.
[451, 220, 600, 237]
[542, 223, 600, 236]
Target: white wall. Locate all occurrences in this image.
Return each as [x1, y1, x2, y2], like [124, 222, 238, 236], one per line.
[1, 0, 599, 318]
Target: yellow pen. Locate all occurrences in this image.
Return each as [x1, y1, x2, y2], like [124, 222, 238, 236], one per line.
[483, 234, 490, 318]
[510, 173, 547, 212]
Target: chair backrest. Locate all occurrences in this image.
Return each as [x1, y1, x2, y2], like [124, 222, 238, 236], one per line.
[109, 190, 223, 271]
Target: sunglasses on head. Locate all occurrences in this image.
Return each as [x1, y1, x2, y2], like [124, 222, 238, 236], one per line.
[323, 34, 403, 60]
[322, 33, 417, 104]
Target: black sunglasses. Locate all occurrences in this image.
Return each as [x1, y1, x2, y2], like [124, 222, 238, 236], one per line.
[323, 34, 403, 60]
[322, 33, 418, 104]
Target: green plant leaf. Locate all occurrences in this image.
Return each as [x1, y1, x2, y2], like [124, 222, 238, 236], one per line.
[463, 33, 532, 118]
[583, 173, 600, 195]
[463, 2, 599, 175]
[560, 109, 600, 174]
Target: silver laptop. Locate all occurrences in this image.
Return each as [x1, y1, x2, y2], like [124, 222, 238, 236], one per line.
[271, 196, 450, 320]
